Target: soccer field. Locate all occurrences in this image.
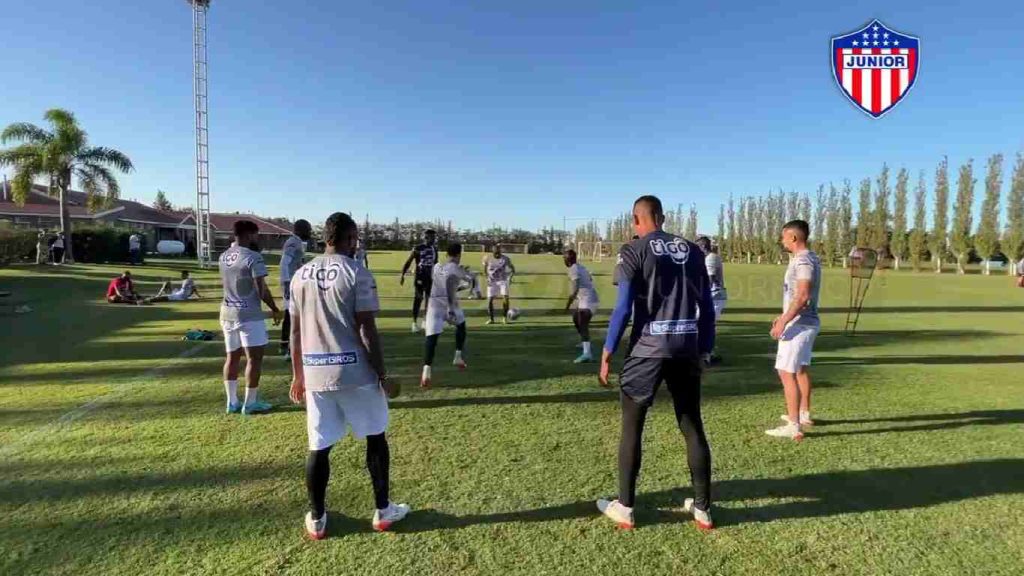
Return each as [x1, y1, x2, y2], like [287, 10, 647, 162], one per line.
[1, 252, 1022, 576]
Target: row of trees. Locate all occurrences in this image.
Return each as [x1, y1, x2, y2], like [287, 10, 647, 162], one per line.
[715, 154, 1024, 274]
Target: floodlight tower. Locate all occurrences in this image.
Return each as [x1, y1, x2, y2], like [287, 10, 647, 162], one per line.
[189, 0, 213, 267]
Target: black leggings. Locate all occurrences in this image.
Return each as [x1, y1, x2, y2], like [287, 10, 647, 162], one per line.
[413, 277, 432, 321]
[280, 309, 291, 349]
[306, 433, 390, 517]
[618, 359, 711, 511]
[424, 322, 466, 365]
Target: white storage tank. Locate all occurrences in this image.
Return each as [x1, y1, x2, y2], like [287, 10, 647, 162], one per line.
[156, 240, 186, 255]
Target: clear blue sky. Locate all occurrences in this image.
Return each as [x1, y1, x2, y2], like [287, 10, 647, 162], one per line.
[2, 1, 1023, 232]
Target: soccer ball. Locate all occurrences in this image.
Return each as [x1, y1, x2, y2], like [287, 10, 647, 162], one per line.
[506, 308, 521, 321]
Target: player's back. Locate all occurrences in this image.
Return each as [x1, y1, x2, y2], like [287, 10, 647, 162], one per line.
[289, 254, 379, 391]
[280, 235, 306, 284]
[429, 261, 465, 300]
[616, 231, 711, 359]
[219, 244, 268, 322]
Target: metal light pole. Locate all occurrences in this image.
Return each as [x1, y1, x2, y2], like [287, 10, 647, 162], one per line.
[189, 0, 213, 267]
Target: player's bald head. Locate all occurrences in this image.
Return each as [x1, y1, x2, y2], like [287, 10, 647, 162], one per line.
[632, 195, 665, 234]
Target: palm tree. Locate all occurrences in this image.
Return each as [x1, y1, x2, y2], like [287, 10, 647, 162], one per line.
[0, 109, 133, 263]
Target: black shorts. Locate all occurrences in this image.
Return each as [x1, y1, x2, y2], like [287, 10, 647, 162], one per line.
[619, 355, 702, 407]
[414, 275, 433, 299]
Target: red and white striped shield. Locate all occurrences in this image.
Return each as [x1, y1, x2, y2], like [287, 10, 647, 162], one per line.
[832, 19, 919, 118]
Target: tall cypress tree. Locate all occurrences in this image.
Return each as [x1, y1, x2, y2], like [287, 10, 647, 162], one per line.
[726, 193, 736, 261]
[975, 154, 1003, 274]
[840, 180, 854, 265]
[909, 171, 928, 271]
[930, 157, 950, 273]
[717, 204, 726, 248]
[950, 159, 976, 274]
[890, 167, 909, 269]
[856, 178, 872, 247]
[873, 163, 891, 257]
[1004, 153, 1024, 274]
[823, 183, 840, 266]
[686, 203, 699, 240]
[813, 185, 826, 254]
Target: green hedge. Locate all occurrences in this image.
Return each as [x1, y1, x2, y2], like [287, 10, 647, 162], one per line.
[0, 224, 38, 264]
[69, 226, 147, 264]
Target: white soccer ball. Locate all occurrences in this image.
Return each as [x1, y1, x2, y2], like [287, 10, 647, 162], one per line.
[506, 308, 521, 321]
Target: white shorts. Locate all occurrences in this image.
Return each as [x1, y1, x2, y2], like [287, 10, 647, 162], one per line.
[425, 299, 465, 337]
[487, 280, 509, 298]
[712, 299, 726, 322]
[775, 323, 820, 373]
[573, 298, 599, 314]
[167, 290, 189, 302]
[221, 320, 269, 352]
[306, 386, 388, 450]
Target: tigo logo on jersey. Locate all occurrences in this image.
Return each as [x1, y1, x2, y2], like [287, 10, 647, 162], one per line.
[650, 238, 690, 264]
[831, 19, 919, 118]
[222, 252, 239, 267]
[302, 262, 343, 291]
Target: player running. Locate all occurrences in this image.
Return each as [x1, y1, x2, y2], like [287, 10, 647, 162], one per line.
[400, 229, 439, 333]
[597, 195, 716, 531]
[421, 243, 473, 389]
[483, 245, 516, 324]
[219, 220, 282, 415]
[563, 249, 599, 363]
[696, 236, 726, 364]
[288, 212, 408, 540]
[766, 219, 822, 441]
[280, 219, 313, 358]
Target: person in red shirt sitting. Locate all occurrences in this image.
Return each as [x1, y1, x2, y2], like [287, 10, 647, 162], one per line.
[106, 271, 143, 305]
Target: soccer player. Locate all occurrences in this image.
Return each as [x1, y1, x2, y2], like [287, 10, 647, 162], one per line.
[420, 243, 473, 389]
[280, 219, 313, 357]
[483, 245, 516, 324]
[696, 236, 726, 364]
[766, 219, 822, 441]
[105, 271, 143, 304]
[149, 270, 201, 302]
[400, 229, 439, 333]
[597, 195, 715, 531]
[563, 249, 599, 363]
[354, 238, 369, 269]
[288, 212, 409, 540]
[219, 220, 282, 415]
[1016, 256, 1024, 288]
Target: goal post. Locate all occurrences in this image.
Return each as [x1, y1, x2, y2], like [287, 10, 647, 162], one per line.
[574, 241, 614, 262]
[462, 244, 487, 253]
[497, 243, 529, 254]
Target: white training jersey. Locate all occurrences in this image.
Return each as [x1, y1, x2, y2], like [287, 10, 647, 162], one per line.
[430, 261, 474, 303]
[289, 254, 381, 392]
[705, 253, 727, 301]
[280, 234, 306, 289]
[219, 243, 269, 323]
[484, 254, 512, 282]
[783, 249, 821, 327]
[178, 277, 195, 295]
[567, 263, 599, 305]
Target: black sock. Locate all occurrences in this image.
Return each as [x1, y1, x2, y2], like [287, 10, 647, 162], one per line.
[413, 294, 423, 322]
[488, 299, 495, 321]
[455, 322, 467, 351]
[366, 434, 390, 510]
[306, 446, 332, 518]
[424, 334, 439, 366]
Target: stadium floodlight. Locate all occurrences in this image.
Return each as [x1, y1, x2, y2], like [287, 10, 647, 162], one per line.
[188, 0, 214, 267]
[845, 247, 879, 335]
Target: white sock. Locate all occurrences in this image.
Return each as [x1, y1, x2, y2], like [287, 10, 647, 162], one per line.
[225, 380, 239, 405]
[800, 410, 811, 420]
[422, 365, 432, 379]
[454, 350, 463, 362]
[244, 387, 259, 407]
[582, 341, 592, 356]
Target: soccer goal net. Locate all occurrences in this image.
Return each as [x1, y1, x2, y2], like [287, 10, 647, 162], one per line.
[575, 241, 614, 262]
[498, 243, 529, 254]
[462, 244, 487, 253]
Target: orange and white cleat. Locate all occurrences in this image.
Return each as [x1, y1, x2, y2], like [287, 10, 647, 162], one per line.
[304, 511, 327, 540]
[683, 498, 714, 531]
[596, 498, 635, 530]
[372, 502, 410, 532]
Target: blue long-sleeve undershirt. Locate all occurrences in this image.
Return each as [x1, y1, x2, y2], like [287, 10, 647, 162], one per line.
[603, 280, 635, 355]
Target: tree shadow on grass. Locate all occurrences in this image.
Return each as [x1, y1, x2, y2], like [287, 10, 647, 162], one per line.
[810, 409, 1024, 437]
[394, 459, 1024, 533]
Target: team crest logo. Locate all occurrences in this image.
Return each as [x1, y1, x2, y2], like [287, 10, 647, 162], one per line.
[831, 19, 919, 118]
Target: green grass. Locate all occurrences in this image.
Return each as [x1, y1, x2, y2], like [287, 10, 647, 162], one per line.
[1, 252, 1022, 575]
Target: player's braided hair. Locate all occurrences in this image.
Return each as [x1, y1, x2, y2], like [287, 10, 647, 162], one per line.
[324, 212, 356, 247]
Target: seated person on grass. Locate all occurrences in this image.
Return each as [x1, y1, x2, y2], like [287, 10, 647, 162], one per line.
[149, 271, 202, 303]
[106, 271, 144, 305]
